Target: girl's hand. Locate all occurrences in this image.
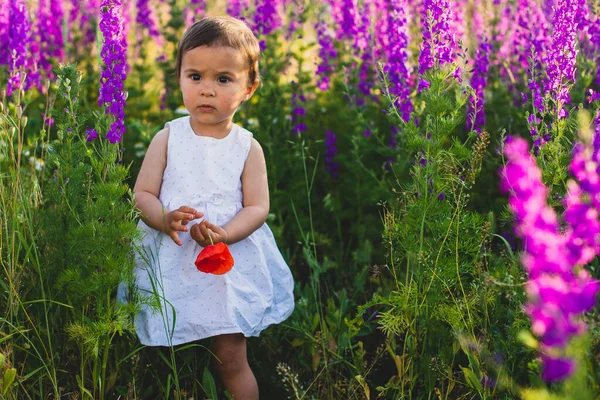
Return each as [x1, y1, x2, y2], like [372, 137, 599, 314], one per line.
[190, 220, 229, 247]
[165, 206, 203, 246]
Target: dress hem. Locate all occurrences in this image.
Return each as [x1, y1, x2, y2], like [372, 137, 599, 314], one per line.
[136, 313, 292, 347]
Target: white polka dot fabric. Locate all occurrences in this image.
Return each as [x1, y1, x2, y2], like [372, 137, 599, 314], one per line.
[132, 116, 295, 346]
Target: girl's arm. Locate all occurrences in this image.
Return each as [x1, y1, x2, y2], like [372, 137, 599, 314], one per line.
[222, 138, 270, 244]
[134, 127, 202, 245]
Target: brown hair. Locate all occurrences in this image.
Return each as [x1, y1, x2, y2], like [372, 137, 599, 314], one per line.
[174, 16, 260, 86]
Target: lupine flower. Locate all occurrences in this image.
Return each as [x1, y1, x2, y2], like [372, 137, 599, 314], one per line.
[226, 0, 249, 19]
[493, 0, 513, 69]
[449, 0, 467, 44]
[99, 0, 128, 143]
[81, 0, 99, 46]
[507, 0, 549, 72]
[372, 0, 389, 63]
[418, 0, 457, 75]
[594, 110, 600, 159]
[501, 136, 599, 382]
[68, 0, 79, 23]
[285, 1, 303, 40]
[253, 0, 281, 50]
[122, 0, 133, 56]
[0, 0, 8, 66]
[587, 12, 600, 85]
[332, 0, 359, 43]
[136, 0, 161, 39]
[325, 130, 339, 178]
[574, 0, 589, 38]
[6, 0, 37, 96]
[290, 83, 306, 135]
[190, 0, 206, 19]
[315, 17, 337, 91]
[86, 127, 99, 141]
[385, 0, 412, 122]
[546, 0, 579, 118]
[355, 1, 374, 99]
[466, 36, 492, 133]
[37, 0, 65, 80]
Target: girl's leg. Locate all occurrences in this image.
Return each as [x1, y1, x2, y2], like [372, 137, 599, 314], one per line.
[211, 333, 259, 400]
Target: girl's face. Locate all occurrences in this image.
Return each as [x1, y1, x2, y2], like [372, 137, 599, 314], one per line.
[179, 45, 257, 136]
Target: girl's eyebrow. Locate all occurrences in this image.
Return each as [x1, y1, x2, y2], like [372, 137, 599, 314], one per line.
[183, 68, 237, 75]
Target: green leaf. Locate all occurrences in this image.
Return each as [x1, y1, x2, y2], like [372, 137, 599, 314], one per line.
[202, 367, 218, 399]
[76, 375, 94, 399]
[3, 368, 16, 395]
[461, 367, 483, 394]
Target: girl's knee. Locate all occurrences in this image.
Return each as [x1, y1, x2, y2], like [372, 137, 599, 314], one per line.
[213, 351, 246, 376]
[212, 334, 248, 376]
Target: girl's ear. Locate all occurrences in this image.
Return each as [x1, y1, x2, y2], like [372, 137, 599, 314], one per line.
[244, 80, 259, 101]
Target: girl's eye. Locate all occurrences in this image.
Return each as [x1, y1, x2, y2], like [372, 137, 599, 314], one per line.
[218, 76, 230, 83]
[190, 74, 201, 81]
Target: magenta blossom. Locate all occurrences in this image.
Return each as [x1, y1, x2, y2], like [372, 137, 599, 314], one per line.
[501, 137, 599, 382]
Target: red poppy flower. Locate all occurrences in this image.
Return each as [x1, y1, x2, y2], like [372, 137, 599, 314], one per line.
[194, 242, 234, 275]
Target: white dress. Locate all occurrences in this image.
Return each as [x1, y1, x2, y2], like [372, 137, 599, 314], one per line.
[133, 116, 295, 346]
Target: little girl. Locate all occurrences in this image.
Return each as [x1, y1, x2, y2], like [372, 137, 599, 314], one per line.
[131, 16, 295, 399]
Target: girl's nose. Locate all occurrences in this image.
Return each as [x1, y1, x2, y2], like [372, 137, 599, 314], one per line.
[200, 82, 215, 97]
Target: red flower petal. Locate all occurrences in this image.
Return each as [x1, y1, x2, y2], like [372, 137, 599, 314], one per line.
[195, 243, 234, 275]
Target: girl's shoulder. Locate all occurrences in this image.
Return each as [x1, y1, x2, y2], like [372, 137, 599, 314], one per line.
[232, 123, 255, 159]
[164, 116, 190, 134]
[233, 123, 254, 139]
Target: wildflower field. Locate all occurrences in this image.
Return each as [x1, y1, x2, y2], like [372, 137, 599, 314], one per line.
[1, 0, 600, 399]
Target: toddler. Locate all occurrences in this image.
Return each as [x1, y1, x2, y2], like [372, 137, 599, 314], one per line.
[131, 16, 295, 400]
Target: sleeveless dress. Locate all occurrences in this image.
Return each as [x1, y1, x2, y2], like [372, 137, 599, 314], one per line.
[132, 116, 295, 346]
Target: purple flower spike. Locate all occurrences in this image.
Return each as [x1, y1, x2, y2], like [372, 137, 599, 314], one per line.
[6, 0, 37, 96]
[136, 0, 161, 39]
[546, 0, 579, 118]
[99, 0, 128, 144]
[466, 36, 492, 133]
[290, 85, 307, 136]
[385, 0, 413, 122]
[227, 0, 249, 19]
[418, 0, 457, 75]
[253, 0, 281, 45]
[315, 17, 337, 91]
[594, 110, 600, 159]
[501, 137, 600, 382]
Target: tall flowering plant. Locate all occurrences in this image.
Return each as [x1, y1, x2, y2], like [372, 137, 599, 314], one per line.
[501, 136, 599, 382]
[6, 0, 37, 96]
[99, 0, 128, 143]
[418, 0, 457, 76]
[384, 0, 412, 123]
[466, 35, 492, 133]
[315, 16, 337, 91]
[546, 0, 579, 119]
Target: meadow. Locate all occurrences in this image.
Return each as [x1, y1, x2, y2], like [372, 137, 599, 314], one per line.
[1, 0, 600, 398]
